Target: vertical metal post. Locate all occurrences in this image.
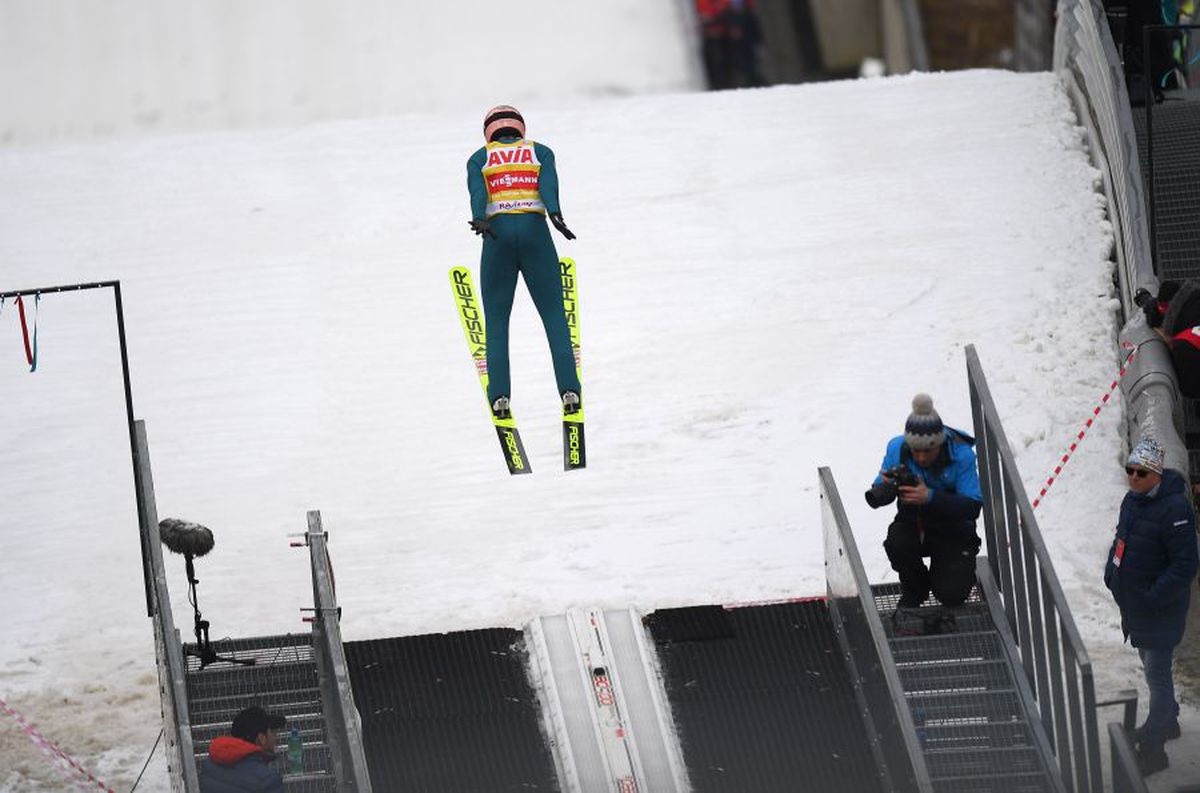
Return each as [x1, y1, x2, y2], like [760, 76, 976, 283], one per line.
[1022, 534, 1052, 731]
[1042, 596, 1068, 755]
[112, 282, 153, 617]
[1063, 653, 1086, 792]
[1007, 486, 1034, 674]
[969, 376, 1001, 582]
[1144, 26, 1157, 273]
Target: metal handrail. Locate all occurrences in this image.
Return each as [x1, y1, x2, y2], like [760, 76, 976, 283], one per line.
[820, 467, 932, 793]
[1108, 723, 1150, 793]
[138, 421, 200, 792]
[966, 346, 1102, 792]
[306, 511, 373, 792]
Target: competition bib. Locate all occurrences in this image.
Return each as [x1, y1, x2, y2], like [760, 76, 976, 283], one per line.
[482, 140, 545, 217]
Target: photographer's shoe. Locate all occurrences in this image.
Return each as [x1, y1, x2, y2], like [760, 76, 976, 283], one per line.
[924, 610, 958, 636]
[891, 606, 925, 636]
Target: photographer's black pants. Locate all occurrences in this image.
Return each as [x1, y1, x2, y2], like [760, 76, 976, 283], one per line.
[883, 521, 980, 607]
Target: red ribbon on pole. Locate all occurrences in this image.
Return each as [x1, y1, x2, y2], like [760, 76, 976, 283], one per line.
[16, 295, 33, 364]
[14, 294, 39, 371]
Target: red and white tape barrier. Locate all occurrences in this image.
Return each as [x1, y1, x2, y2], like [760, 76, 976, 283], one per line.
[0, 697, 116, 792]
[1032, 344, 1138, 509]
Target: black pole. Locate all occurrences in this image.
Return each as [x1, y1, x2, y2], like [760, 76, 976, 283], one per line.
[0, 280, 119, 300]
[113, 282, 154, 617]
[2, 279, 153, 616]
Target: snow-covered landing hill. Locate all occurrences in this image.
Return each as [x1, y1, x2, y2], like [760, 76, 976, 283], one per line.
[0, 71, 1150, 789]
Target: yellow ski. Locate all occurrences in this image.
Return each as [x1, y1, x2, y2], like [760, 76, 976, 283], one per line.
[449, 266, 532, 475]
[560, 257, 586, 471]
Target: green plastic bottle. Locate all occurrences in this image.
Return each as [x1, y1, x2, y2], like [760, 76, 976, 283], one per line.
[286, 727, 303, 775]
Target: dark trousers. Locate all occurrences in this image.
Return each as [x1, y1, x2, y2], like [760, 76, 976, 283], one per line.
[883, 520, 980, 607]
[480, 213, 580, 404]
[1139, 647, 1180, 741]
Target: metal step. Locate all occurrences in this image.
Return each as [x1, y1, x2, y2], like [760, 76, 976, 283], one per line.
[918, 721, 1036, 752]
[186, 660, 319, 698]
[923, 745, 1045, 778]
[906, 688, 1024, 724]
[930, 770, 1053, 793]
[191, 717, 328, 753]
[282, 773, 337, 792]
[888, 631, 1005, 665]
[897, 658, 1011, 695]
[188, 688, 325, 727]
[183, 634, 314, 667]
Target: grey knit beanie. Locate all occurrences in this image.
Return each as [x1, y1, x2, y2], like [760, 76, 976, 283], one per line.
[904, 393, 945, 451]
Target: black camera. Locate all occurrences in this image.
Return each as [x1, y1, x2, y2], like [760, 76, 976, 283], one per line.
[864, 465, 920, 509]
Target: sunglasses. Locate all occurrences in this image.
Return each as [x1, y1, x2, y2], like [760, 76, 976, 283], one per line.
[1125, 466, 1153, 478]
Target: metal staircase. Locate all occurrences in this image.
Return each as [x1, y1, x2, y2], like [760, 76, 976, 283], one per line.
[184, 634, 337, 791]
[874, 584, 1062, 793]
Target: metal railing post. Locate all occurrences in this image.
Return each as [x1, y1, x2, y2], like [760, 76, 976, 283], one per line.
[965, 346, 1101, 791]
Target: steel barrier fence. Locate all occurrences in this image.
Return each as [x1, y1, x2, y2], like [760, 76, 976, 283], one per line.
[1055, 0, 1156, 308]
[967, 346, 1102, 792]
[306, 511, 373, 792]
[138, 421, 200, 792]
[820, 467, 931, 793]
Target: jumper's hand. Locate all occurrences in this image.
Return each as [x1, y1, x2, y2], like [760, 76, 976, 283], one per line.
[469, 219, 496, 239]
[898, 481, 930, 505]
[549, 213, 576, 240]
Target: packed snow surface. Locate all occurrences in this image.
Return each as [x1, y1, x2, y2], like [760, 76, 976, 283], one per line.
[3, 69, 1181, 788]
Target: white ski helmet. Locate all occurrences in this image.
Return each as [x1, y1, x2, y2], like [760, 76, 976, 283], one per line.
[484, 105, 525, 142]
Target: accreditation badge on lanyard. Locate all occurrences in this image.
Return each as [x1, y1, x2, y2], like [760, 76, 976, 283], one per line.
[1113, 538, 1126, 567]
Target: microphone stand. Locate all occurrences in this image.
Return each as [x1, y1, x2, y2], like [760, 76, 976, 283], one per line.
[184, 554, 255, 670]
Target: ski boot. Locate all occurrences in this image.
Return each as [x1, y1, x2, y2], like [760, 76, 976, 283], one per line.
[491, 396, 512, 420]
[562, 390, 581, 415]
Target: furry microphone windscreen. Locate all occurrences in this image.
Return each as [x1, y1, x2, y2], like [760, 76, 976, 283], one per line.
[159, 518, 215, 558]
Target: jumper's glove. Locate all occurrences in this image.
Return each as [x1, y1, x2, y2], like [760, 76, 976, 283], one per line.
[469, 219, 496, 239]
[549, 213, 576, 240]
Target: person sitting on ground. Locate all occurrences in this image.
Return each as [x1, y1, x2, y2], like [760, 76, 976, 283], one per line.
[199, 705, 287, 793]
[1104, 437, 1197, 777]
[865, 393, 983, 635]
[1139, 279, 1200, 398]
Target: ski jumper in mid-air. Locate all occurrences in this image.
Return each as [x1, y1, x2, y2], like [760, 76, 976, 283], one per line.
[467, 105, 580, 420]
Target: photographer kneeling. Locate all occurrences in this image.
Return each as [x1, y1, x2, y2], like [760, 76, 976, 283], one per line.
[866, 393, 983, 634]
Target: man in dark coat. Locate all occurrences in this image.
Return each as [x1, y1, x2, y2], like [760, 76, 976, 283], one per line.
[1104, 437, 1198, 776]
[199, 705, 286, 793]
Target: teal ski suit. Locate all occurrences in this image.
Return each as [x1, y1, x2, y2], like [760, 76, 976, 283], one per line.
[467, 136, 579, 404]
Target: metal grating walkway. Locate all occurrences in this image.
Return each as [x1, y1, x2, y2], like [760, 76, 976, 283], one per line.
[343, 628, 560, 793]
[185, 633, 337, 792]
[1133, 92, 1200, 479]
[873, 584, 1058, 793]
[646, 599, 884, 793]
[1134, 90, 1200, 281]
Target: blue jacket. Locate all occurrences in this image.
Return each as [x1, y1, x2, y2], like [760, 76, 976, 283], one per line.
[1104, 468, 1198, 650]
[874, 429, 983, 539]
[199, 736, 284, 793]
